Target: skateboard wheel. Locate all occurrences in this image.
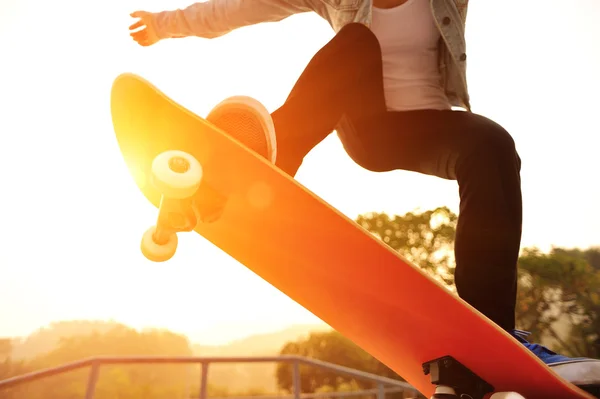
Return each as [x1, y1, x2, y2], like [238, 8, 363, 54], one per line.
[151, 150, 202, 199]
[141, 226, 178, 262]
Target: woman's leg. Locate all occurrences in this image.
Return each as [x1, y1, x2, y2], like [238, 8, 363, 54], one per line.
[269, 20, 522, 332]
[348, 109, 522, 332]
[270, 22, 387, 176]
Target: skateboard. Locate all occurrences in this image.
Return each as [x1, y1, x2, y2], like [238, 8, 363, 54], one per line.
[110, 72, 596, 399]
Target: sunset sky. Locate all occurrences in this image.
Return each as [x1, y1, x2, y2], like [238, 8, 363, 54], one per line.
[0, 0, 599, 345]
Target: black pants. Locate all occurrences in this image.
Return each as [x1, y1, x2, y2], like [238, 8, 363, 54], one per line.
[270, 23, 522, 332]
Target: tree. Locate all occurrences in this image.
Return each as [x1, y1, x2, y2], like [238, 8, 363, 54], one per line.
[516, 247, 600, 358]
[10, 320, 124, 360]
[0, 339, 30, 399]
[2, 321, 289, 399]
[356, 207, 457, 288]
[358, 208, 599, 357]
[2, 325, 196, 399]
[276, 331, 403, 394]
[0, 339, 12, 361]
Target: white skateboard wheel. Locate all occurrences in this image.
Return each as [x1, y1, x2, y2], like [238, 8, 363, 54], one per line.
[151, 150, 202, 199]
[141, 226, 178, 262]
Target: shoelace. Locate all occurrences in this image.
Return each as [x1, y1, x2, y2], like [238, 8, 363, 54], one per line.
[511, 329, 558, 356]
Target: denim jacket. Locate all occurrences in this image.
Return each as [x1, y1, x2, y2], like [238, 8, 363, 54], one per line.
[150, 0, 471, 111]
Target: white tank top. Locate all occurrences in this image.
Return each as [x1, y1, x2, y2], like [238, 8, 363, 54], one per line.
[371, 0, 451, 111]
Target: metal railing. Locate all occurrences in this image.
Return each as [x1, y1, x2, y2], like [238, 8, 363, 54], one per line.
[0, 355, 419, 399]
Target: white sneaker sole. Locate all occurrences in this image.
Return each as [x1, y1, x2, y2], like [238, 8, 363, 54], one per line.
[550, 359, 600, 386]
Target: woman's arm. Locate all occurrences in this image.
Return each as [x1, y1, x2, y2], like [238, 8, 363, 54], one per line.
[134, 0, 313, 44]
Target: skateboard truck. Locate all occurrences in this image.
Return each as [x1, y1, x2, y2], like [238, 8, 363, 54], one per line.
[140, 150, 204, 262]
[423, 356, 494, 399]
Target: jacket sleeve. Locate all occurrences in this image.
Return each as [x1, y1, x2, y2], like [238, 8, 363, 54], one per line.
[150, 0, 313, 39]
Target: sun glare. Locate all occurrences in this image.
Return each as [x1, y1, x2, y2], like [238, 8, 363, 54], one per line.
[0, 0, 599, 346]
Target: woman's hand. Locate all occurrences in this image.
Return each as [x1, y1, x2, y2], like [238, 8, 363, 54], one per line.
[129, 11, 160, 47]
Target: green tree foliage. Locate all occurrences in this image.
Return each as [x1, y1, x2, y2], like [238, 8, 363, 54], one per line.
[276, 330, 402, 393]
[516, 247, 600, 358]
[356, 207, 457, 288]
[1, 325, 197, 399]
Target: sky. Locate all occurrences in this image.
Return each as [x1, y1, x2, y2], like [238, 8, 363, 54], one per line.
[0, 0, 599, 345]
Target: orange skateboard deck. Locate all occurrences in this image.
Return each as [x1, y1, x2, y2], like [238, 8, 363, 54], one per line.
[110, 72, 595, 399]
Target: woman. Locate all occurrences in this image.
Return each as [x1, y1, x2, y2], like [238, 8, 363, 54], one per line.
[128, 0, 600, 390]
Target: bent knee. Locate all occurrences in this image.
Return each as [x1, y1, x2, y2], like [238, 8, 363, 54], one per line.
[336, 23, 380, 54]
[470, 118, 518, 157]
[339, 22, 372, 36]
[463, 117, 522, 172]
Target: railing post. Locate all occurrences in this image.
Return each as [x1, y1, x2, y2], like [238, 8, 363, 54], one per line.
[292, 360, 301, 399]
[377, 383, 385, 399]
[199, 361, 209, 399]
[84, 361, 100, 399]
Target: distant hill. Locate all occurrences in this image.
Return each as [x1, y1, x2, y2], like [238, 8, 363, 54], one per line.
[192, 324, 331, 357]
[5, 320, 331, 393]
[10, 320, 125, 360]
[192, 324, 331, 392]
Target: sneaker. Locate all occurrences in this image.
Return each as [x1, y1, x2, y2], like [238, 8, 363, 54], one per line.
[511, 329, 600, 395]
[206, 95, 277, 164]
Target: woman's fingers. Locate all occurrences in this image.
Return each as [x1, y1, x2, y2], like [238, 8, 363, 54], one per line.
[130, 29, 157, 46]
[130, 29, 147, 44]
[129, 19, 145, 31]
[129, 11, 158, 46]
[130, 11, 148, 19]
[131, 30, 146, 39]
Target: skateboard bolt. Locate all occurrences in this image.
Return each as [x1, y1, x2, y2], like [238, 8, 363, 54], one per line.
[168, 156, 190, 173]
